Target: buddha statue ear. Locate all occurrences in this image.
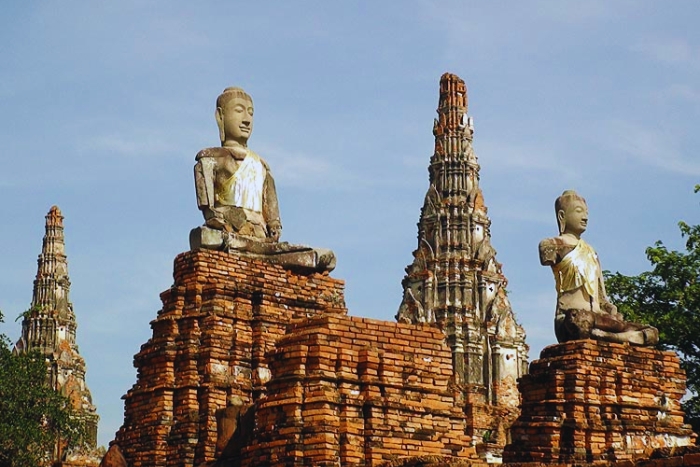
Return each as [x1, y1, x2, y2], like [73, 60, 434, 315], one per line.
[557, 210, 566, 234]
[215, 107, 225, 144]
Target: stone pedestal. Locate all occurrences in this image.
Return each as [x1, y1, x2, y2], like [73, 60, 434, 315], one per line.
[503, 340, 694, 464]
[112, 250, 346, 467]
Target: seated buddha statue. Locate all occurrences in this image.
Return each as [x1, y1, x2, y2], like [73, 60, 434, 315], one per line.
[538, 190, 658, 346]
[190, 86, 335, 272]
[194, 86, 282, 241]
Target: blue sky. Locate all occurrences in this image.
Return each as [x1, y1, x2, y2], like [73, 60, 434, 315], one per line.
[1, 1, 699, 448]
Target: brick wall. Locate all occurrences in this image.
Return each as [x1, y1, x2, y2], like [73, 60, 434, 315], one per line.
[504, 340, 694, 464]
[238, 314, 482, 466]
[113, 250, 346, 467]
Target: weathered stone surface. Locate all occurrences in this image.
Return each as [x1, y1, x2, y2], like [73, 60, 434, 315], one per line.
[189, 226, 336, 273]
[539, 190, 658, 346]
[99, 445, 128, 467]
[504, 340, 694, 464]
[108, 247, 492, 467]
[396, 72, 528, 460]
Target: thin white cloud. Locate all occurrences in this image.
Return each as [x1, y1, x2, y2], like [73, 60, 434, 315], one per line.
[530, 0, 631, 24]
[496, 205, 552, 225]
[632, 37, 699, 67]
[417, 0, 633, 62]
[34, 3, 212, 66]
[257, 142, 364, 190]
[662, 83, 700, 104]
[82, 132, 178, 158]
[477, 140, 579, 181]
[601, 119, 700, 176]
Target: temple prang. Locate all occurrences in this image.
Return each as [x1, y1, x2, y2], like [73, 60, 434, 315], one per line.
[15, 206, 100, 461]
[397, 73, 529, 459]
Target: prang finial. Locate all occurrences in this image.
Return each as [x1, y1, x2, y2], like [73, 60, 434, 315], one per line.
[435, 73, 469, 135]
[46, 205, 64, 228]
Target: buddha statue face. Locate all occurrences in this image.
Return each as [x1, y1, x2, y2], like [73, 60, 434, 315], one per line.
[216, 90, 254, 147]
[555, 190, 588, 236]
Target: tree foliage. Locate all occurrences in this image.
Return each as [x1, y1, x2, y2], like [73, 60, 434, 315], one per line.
[605, 186, 700, 432]
[0, 310, 86, 467]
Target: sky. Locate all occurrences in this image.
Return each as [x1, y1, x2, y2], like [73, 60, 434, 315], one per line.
[1, 1, 699, 448]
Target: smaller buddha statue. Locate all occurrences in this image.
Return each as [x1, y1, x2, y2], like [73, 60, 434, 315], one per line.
[538, 190, 658, 346]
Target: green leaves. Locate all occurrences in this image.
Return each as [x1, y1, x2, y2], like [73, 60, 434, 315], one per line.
[604, 188, 700, 432]
[0, 313, 86, 467]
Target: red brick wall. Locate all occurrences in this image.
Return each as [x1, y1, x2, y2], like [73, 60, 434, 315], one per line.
[240, 314, 481, 466]
[504, 340, 694, 464]
[113, 250, 346, 467]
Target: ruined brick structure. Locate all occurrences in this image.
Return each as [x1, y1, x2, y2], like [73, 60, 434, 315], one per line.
[15, 206, 99, 452]
[504, 340, 694, 464]
[114, 250, 346, 466]
[112, 250, 487, 467]
[397, 73, 528, 458]
[240, 314, 479, 466]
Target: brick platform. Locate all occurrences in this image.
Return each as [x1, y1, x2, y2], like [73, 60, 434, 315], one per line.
[237, 314, 482, 467]
[503, 340, 694, 464]
[113, 250, 346, 467]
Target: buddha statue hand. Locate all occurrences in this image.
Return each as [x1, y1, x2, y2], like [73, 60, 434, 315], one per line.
[267, 220, 282, 242]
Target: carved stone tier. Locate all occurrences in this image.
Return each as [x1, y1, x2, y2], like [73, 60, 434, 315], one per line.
[503, 340, 694, 464]
[112, 249, 346, 467]
[238, 314, 481, 467]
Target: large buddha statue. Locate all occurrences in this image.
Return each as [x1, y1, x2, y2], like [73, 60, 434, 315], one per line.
[190, 87, 335, 272]
[194, 87, 281, 241]
[538, 190, 658, 346]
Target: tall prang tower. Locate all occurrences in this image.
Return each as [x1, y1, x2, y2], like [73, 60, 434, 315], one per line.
[397, 73, 528, 459]
[15, 206, 99, 448]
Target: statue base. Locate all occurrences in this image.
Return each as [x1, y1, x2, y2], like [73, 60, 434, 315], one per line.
[111, 249, 347, 467]
[503, 340, 694, 464]
[189, 226, 336, 273]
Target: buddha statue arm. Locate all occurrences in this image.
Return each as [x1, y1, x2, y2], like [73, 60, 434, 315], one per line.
[194, 154, 216, 210]
[263, 171, 282, 241]
[194, 149, 231, 231]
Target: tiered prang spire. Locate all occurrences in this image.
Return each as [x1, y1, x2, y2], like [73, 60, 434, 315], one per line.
[15, 206, 99, 448]
[397, 73, 528, 460]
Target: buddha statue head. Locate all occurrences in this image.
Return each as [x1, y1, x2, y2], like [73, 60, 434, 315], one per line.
[555, 190, 588, 236]
[215, 87, 254, 148]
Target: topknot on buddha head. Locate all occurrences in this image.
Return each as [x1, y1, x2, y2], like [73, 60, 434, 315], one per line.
[216, 87, 252, 110]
